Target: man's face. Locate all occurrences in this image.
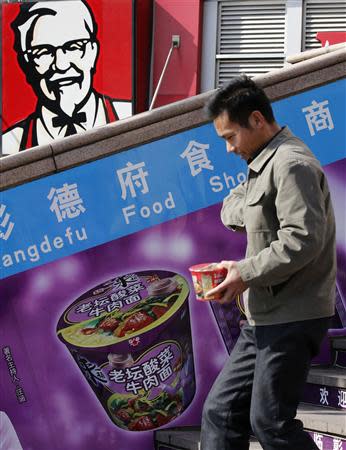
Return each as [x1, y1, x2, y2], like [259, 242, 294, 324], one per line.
[214, 110, 264, 161]
[23, 3, 98, 116]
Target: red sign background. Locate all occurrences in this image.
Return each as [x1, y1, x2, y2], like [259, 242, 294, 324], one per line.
[2, 0, 133, 132]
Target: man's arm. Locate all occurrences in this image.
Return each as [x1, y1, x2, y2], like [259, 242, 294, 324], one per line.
[236, 158, 327, 287]
[221, 181, 247, 232]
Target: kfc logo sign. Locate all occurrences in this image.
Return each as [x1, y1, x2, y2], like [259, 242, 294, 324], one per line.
[3, 0, 133, 156]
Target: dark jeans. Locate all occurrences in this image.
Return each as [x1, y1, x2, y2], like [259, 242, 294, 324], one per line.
[201, 317, 331, 450]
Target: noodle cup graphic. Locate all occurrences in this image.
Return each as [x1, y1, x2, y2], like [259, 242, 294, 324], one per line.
[189, 263, 227, 301]
[57, 270, 196, 432]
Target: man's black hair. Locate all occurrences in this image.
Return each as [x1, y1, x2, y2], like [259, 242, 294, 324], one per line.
[205, 75, 275, 127]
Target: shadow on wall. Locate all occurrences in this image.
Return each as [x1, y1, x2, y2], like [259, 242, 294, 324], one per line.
[152, 0, 202, 108]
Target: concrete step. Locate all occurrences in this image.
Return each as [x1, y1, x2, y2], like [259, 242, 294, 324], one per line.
[297, 403, 346, 436]
[154, 403, 346, 450]
[332, 338, 346, 350]
[308, 366, 346, 388]
[249, 439, 263, 450]
[155, 427, 199, 450]
[330, 337, 346, 367]
[303, 365, 346, 409]
[154, 428, 262, 450]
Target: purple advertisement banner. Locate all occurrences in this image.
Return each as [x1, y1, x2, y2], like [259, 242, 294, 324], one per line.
[1, 203, 246, 450]
[1, 158, 346, 449]
[1, 79, 346, 449]
[309, 431, 346, 450]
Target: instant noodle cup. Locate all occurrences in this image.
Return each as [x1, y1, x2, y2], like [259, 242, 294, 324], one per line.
[189, 263, 228, 301]
[57, 270, 195, 432]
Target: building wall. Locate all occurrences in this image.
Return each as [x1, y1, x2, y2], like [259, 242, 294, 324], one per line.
[200, 0, 346, 91]
[151, 0, 203, 108]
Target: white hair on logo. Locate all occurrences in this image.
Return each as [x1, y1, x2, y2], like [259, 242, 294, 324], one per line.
[18, 12, 41, 55]
[19, 1, 95, 53]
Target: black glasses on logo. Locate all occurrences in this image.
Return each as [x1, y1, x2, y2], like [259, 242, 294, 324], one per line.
[24, 39, 92, 64]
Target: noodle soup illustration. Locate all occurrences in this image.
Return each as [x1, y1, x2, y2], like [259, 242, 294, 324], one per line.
[57, 270, 195, 431]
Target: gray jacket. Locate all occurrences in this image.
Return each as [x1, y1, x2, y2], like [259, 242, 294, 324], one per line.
[221, 127, 336, 325]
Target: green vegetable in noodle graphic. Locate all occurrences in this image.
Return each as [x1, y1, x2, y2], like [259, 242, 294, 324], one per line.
[165, 401, 178, 411]
[110, 396, 129, 412]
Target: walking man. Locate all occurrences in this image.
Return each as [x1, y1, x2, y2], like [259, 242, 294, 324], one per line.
[201, 76, 336, 450]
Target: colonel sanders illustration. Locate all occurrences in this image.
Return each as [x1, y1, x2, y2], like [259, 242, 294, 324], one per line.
[3, 0, 132, 156]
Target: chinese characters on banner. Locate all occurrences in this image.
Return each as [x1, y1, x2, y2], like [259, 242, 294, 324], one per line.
[0, 204, 15, 241]
[302, 100, 334, 136]
[0, 79, 345, 450]
[48, 183, 86, 223]
[1, 80, 346, 280]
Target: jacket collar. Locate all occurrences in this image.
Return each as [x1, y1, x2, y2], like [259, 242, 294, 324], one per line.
[248, 126, 293, 173]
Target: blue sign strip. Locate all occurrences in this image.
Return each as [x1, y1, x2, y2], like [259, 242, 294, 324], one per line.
[1, 79, 345, 279]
